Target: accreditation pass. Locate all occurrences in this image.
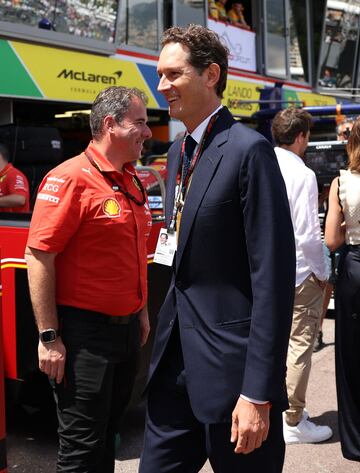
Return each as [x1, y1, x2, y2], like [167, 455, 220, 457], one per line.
[153, 228, 177, 266]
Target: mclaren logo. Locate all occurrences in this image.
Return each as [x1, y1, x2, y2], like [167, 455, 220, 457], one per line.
[103, 198, 121, 218]
[57, 69, 122, 85]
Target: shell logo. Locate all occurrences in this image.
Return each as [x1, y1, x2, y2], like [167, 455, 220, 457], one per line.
[103, 198, 121, 217]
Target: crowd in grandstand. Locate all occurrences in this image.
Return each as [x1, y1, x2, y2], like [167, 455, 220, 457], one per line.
[0, 0, 117, 43]
[208, 0, 251, 29]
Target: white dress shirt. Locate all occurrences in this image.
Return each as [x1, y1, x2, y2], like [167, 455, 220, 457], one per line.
[275, 147, 329, 287]
[187, 105, 223, 145]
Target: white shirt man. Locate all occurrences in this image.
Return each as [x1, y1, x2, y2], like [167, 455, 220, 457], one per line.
[275, 146, 329, 286]
[272, 107, 332, 445]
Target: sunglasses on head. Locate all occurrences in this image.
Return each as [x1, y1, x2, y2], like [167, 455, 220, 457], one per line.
[338, 128, 351, 139]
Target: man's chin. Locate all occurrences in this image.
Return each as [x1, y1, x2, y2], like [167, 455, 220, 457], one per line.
[168, 105, 181, 120]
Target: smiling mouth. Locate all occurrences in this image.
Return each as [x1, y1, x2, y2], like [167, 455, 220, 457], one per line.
[168, 96, 179, 104]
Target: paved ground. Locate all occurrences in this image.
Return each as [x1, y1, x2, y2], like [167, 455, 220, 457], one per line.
[6, 317, 360, 472]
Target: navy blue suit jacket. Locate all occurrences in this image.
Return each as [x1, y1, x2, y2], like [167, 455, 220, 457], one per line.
[148, 107, 295, 423]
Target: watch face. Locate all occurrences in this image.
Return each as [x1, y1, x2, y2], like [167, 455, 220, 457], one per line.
[40, 329, 57, 343]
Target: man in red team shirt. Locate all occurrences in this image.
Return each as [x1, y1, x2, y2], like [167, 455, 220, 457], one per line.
[0, 143, 29, 212]
[25, 86, 152, 473]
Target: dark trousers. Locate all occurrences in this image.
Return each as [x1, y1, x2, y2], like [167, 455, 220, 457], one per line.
[335, 246, 360, 462]
[139, 323, 285, 473]
[54, 306, 140, 473]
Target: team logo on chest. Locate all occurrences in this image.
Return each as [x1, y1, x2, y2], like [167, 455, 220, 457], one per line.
[102, 198, 121, 218]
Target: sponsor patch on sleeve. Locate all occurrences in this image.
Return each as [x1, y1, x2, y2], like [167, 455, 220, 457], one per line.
[37, 193, 60, 204]
[14, 174, 27, 190]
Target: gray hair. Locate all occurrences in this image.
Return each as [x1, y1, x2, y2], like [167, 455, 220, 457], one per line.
[90, 86, 148, 140]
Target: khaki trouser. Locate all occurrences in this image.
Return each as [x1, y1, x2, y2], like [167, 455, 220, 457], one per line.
[284, 273, 324, 426]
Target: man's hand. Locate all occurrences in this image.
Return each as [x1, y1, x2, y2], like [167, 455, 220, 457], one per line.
[230, 397, 270, 454]
[317, 279, 327, 290]
[315, 275, 327, 290]
[138, 306, 150, 346]
[38, 337, 66, 384]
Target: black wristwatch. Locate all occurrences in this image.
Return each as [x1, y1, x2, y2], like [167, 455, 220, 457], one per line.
[39, 328, 58, 343]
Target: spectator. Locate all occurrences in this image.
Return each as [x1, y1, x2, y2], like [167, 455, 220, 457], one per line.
[272, 108, 332, 444]
[314, 117, 355, 352]
[208, 0, 220, 20]
[227, 2, 250, 29]
[337, 118, 354, 141]
[319, 68, 336, 88]
[0, 143, 29, 213]
[325, 117, 360, 462]
[214, 0, 228, 22]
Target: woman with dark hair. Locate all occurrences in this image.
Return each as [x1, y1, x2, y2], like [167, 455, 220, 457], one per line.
[325, 117, 360, 462]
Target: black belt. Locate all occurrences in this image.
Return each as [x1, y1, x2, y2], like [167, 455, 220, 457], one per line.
[58, 305, 139, 325]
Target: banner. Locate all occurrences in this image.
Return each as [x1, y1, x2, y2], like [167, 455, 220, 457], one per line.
[223, 79, 261, 116]
[283, 89, 337, 107]
[10, 41, 158, 107]
[208, 19, 256, 72]
[0, 38, 336, 115]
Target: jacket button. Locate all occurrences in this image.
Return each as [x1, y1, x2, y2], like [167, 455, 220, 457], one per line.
[176, 280, 183, 289]
[351, 313, 358, 320]
[169, 319, 174, 327]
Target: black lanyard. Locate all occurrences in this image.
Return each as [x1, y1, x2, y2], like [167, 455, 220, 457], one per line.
[84, 150, 146, 206]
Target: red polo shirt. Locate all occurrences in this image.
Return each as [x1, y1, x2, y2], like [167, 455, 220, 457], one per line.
[0, 163, 30, 212]
[27, 143, 152, 316]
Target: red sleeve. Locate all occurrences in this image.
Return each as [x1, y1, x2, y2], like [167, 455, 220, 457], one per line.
[6, 169, 29, 197]
[27, 167, 85, 253]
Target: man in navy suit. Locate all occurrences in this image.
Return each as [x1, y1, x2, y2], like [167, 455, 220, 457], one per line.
[139, 24, 295, 473]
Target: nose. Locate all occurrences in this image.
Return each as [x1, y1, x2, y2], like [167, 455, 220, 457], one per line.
[158, 75, 170, 94]
[144, 124, 152, 140]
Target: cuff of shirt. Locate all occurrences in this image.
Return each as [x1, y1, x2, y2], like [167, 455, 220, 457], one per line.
[240, 394, 268, 404]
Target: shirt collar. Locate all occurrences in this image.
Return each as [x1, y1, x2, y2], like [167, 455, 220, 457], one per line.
[274, 146, 305, 166]
[0, 163, 12, 176]
[188, 105, 223, 144]
[85, 141, 135, 175]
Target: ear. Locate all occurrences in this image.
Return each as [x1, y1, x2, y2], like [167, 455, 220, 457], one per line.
[295, 132, 304, 144]
[103, 115, 116, 134]
[205, 63, 221, 89]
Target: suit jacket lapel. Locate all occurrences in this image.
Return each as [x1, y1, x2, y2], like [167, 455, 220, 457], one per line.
[175, 108, 234, 270]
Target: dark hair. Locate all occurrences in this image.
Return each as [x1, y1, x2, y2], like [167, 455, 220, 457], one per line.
[0, 143, 9, 162]
[346, 117, 360, 173]
[271, 108, 312, 146]
[90, 86, 148, 140]
[161, 24, 229, 98]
